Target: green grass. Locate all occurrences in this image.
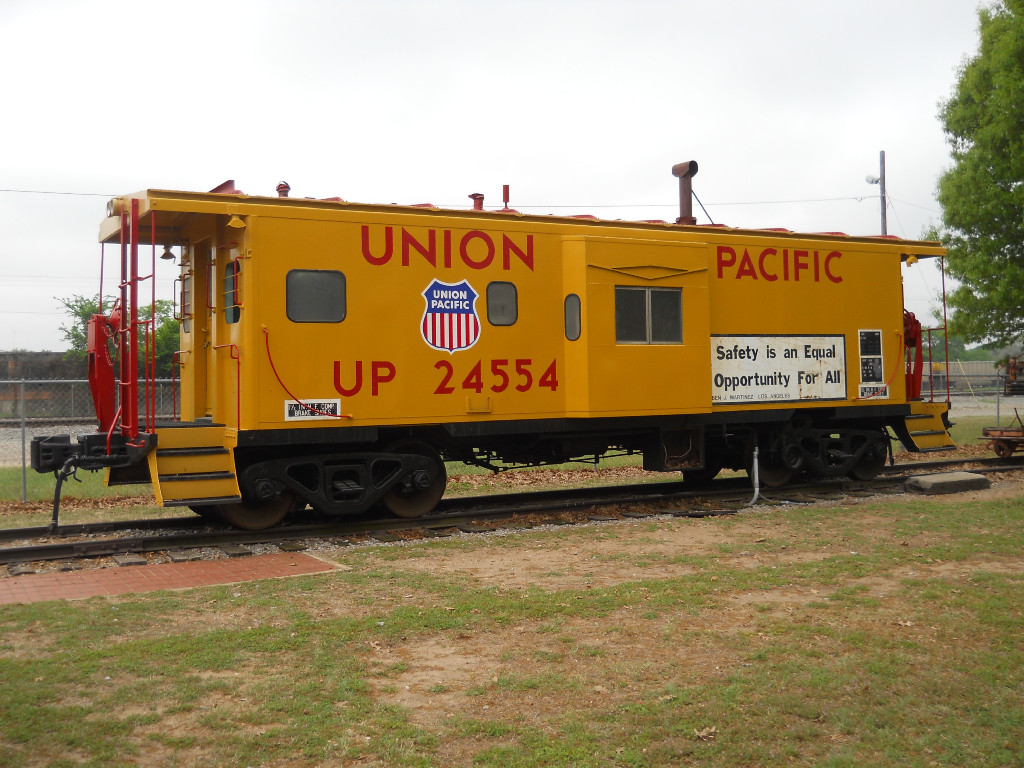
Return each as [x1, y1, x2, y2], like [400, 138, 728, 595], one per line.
[0, 465, 151, 503]
[946, 414, 993, 444]
[2, 488, 1024, 766]
[1, 410, 995, 507]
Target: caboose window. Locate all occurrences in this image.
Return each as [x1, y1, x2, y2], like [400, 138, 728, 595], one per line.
[615, 286, 682, 344]
[286, 269, 346, 323]
[181, 275, 192, 334]
[564, 294, 581, 341]
[487, 281, 517, 326]
[224, 261, 240, 324]
[650, 288, 683, 343]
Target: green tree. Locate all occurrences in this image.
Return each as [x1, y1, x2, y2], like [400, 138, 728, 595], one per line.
[58, 294, 180, 378]
[936, 0, 1024, 346]
[924, 334, 999, 362]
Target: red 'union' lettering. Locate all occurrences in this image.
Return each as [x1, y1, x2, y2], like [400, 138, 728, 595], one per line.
[716, 245, 842, 283]
[361, 225, 534, 271]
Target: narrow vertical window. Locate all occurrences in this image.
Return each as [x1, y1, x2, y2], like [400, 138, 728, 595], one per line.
[225, 260, 240, 324]
[564, 294, 581, 341]
[207, 254, 215, 316]
[181, 275, 192, 333]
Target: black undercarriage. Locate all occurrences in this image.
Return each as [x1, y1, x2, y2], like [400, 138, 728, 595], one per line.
[32, 404, 912, 529]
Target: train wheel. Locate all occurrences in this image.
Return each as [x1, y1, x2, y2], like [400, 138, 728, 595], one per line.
[746, 446, 792, 488]
[215, 492, 299, 531]
[188, 505, 224, 524]
[382, 440, 447, 518]
[756, 457, 793, 488]
[682, 464, 721, 486]
[993, 440, 1014, 459]
[850, 435, 889, 481]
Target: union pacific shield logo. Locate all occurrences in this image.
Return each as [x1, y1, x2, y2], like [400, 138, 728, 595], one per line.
[421, 279, 480, 353]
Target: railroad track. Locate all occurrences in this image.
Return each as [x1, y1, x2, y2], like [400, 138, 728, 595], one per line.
[2, 454, 1020, 572]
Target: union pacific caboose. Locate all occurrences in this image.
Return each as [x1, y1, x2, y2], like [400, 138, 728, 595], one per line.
[33, 164, 953, 529]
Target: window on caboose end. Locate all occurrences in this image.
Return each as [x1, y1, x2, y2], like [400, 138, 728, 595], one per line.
[224, 260, 241, 324]
[615, 286, 682, 344]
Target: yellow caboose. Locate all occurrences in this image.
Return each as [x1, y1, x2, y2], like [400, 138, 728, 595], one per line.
[32, 169, 953, 529]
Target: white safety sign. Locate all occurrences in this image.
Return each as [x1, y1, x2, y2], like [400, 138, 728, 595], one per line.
[711, 335, 847, 404]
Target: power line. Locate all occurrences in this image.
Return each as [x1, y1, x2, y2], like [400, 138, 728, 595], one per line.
[0, 188, 113, 197]
[0, 310, 65, 315]
[0, 186, 934, 210]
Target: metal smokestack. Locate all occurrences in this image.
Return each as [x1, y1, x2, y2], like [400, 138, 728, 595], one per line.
[671, 161, 698, 225]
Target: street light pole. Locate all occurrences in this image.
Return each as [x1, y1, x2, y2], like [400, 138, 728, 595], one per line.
[865, 150, 887, 235]
[878, 150, 887, 235]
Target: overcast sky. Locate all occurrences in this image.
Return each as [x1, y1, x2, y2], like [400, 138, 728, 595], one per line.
[0, 0, 984, 353]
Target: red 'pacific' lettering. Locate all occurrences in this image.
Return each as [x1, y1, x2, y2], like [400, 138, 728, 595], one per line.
[823, 251, 841, 283]
[716, 245, 843, 283]
[717, 245, 737, 278]
[735, 249, 758, 279]
[793, 250, 809, 280]
[759, 248, 778, 281]
[361, 225, 534, 272]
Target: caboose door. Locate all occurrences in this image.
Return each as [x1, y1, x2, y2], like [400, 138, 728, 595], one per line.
[179, 226, 242, 425]
[574, 235, 711, 416]
[178, 238, 212, 420]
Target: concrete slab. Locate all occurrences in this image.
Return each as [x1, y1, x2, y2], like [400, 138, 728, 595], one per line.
[219, 544, 253, 558]
[112, 554, 148, 567]
[906, 471, 991, 495]
[167, 549, 204, 563]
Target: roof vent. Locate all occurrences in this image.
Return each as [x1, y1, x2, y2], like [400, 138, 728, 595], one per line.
[671, 161, 698, 225]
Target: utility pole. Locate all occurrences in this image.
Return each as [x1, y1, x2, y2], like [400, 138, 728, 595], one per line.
[866, 150, 887, 235]
[878, 150, 887, 235]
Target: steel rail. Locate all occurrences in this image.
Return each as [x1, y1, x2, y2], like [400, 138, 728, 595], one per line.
[0, 476, 899, 567]
[3, 452, 1011, 545]
[2, 455, 1019, 568]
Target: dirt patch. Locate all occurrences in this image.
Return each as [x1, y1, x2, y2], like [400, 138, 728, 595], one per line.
[366, 548, 1024, 737]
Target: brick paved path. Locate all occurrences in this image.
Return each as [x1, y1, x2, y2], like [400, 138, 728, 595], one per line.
[0, 553, 337, 605]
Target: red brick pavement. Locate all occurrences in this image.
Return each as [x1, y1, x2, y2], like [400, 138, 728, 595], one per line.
[0, 553, 338, 605]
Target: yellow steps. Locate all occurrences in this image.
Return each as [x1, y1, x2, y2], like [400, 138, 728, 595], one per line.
[147, 424, 241, 507]
[904, 401, 956, 452]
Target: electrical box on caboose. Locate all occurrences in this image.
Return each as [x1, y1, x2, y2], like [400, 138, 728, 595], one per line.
[31, 169, 954, 530]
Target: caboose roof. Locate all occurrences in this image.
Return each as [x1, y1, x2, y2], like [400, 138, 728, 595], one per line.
[99, 186, 946, 263]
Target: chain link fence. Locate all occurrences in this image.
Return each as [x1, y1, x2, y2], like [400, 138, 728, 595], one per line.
[0, 378, 180, 425]
[0, 379, 181, 502]
[0, 370, 1010, 503]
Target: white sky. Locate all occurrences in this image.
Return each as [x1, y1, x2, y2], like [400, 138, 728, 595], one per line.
[0, 0, 983, 353]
